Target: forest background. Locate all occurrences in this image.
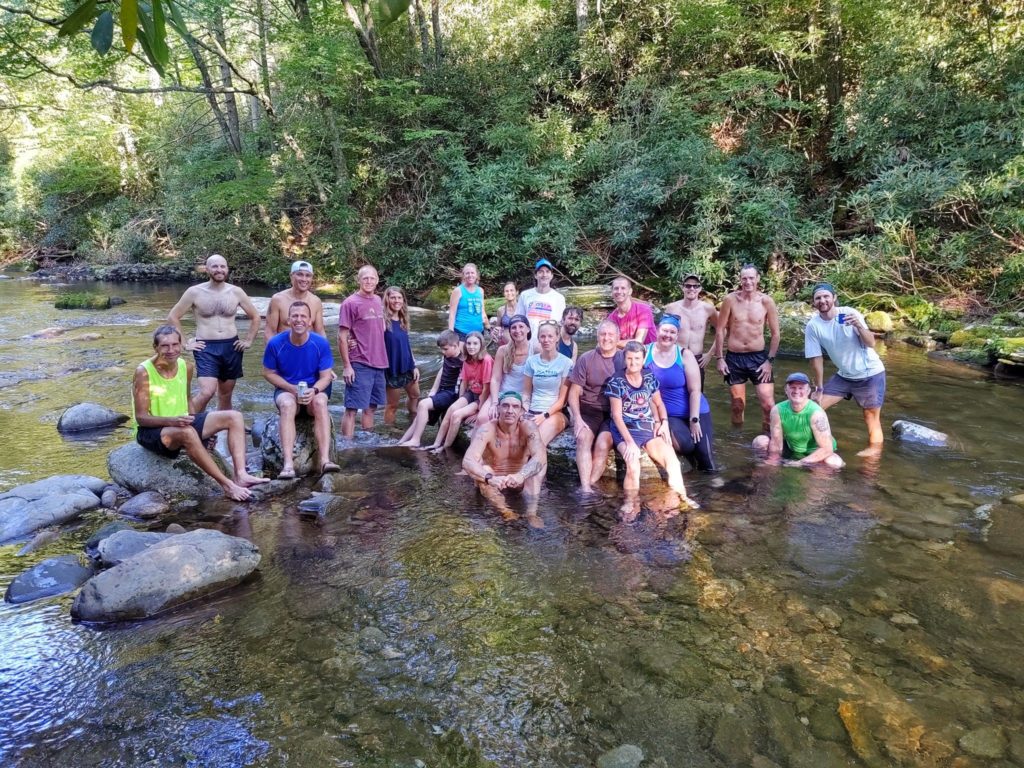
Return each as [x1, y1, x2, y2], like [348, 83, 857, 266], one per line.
[1, 0, 1022, 319]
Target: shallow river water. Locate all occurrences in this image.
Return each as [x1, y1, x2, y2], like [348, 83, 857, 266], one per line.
[1, 276, 1024, 767]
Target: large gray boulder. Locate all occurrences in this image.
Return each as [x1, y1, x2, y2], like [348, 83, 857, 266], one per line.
[71, 529, 261, 622]
[56, 402, 129, 433]
[0, 474, 106, 502]
[107, 442, 224, 498]
[260, 413, 337, 477]
[0, 490, 101, 543]
[892, 420, 948, 447]
[95, 530, 174, 566]
[4, 555, 95, 604]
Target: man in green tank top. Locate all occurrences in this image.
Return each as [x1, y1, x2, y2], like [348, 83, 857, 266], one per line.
[753, 372, 844, 468]
[133, 325, 270, 500]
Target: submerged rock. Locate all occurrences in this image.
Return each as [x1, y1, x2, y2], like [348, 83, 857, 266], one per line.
[118, 491, 170, 519]
[891, 420, 948, 447]
[56, 402, 128, 433]
[596, 744, 644, 768]
[260, 413, 337, 478]
[84, 521, 134, 559]
[17, 528, 62, 556]
[5, 554, 95, 604]
[959, 726, 1007, 759]
[108, 442, 224, 498]
[71, 529, 261, 622]
[864, 311, 894, 333]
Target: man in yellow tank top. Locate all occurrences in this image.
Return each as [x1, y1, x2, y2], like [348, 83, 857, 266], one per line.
[132, 325, 270, 501]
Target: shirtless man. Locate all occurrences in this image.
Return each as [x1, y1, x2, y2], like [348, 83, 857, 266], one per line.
[132, 325, 270, 501]
[462, 391, 548, 525]
[266, 260, 326, 336]
[168, 254, 261, 412]
[714, 263, 780, 431]
[662, 273, 719, 389]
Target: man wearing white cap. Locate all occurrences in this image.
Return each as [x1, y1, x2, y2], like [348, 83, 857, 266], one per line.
[267, 260, 327, 337]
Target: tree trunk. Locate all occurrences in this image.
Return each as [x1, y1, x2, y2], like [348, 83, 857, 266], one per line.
[342, 0, 384, 77]
[413, 0, 430, 64]
[576, 0, 588, 32]
[431, 0, 443, 65]
[211, 7, 243, 154]
[180, 31, 239, 155]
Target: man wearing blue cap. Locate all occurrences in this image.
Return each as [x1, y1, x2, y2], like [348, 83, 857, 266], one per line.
[753, 371, 843, 468]
[805, 282, 886, 457]
[515, 258, 566, 343]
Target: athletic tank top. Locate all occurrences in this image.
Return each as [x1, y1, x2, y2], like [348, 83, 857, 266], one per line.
[499, 358, 528, 396]
[454, 284, 485, 334]
[132, 358, 188, 435]
[557, 337, 574, 360]
[644, 344, 709, 418]
[778, 400, 834, 459]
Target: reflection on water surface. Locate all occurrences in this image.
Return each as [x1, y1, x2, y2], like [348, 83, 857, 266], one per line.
[2, 276, 1024, 766]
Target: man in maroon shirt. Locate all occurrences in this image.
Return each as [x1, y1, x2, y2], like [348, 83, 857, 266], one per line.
[338, 265, 388, 437]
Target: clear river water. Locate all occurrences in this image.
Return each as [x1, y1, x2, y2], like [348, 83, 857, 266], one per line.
[1, 275, 1023, 767]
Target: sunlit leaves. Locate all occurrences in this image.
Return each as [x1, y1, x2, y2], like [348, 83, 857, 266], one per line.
[120, 0, 139, 52]
[57, 0, 98, 38]
[378, 0, 412, 26]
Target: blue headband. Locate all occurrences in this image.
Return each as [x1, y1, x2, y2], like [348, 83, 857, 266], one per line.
[658, 314, 681, 329]
[812, 282, 836, 298]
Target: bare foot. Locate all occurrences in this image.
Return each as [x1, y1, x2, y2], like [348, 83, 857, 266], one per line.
[499, 508, 519, 521]
[414, 444, 434, 452]
[278, 467, 296, 480]
[857, 444, 883, 458]
[221, 481, 252, 501]
[525, 513, 544, 529]
[428, 445, 446, 455]
[237, 472, 271, 487]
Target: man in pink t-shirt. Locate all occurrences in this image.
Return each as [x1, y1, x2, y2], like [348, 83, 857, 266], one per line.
[608, 277, 656, 348]
[338, 265, 388, 437]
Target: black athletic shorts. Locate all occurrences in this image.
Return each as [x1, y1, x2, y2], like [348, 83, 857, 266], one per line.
[135, 412, 209, 459]
[427, 388, 460, 425]
[724, 350, 773, 386]
[194, 337, 244, 381]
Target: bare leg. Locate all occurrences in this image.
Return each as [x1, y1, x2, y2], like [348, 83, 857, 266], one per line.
[859, 406, 884, 457]
[163, 426, 250, 501]
[589, 431, 614, 487]
[399, 398, 433, 447]
[310, 392, 334, 469]
[405, 379, 421, 417]
[274, 393, 298, 475]
[729, 383, 747, 426]
[754, 381, 775, 434]
[644, 437, 696, 509]
[193, 377, 218, 413]
[217, 379, 236, 411]
[341, 409, 357, 438]
[617, 443, 641, 491]
[441, 402, 478, 449]
[575, 428, 595, 491]
[384, 387, 402, 425]
[361, 406, 377, 431]
[537, 412, 567, 446]
[476, 480, 517, 520]
[428, 398, 462, 450]
[202, 410, 269, 487]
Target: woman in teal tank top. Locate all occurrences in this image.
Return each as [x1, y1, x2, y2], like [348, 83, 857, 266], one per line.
[448, 263, 487, 338]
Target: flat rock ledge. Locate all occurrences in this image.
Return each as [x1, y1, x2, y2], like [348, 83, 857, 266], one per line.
[0, 475, 104, 543]
[56, 402, 128, 433]
[71, 528, 261, 623]
[108, 442, 225, 498]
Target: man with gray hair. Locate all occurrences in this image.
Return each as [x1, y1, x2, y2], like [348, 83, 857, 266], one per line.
[805, 282, 887, 456]
[167, 253, 262, 412]
[567, 319, 623, 493]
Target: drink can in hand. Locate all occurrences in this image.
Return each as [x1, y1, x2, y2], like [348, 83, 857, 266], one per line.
[836, 313, 846, 325]
[297, 381, 308, 399]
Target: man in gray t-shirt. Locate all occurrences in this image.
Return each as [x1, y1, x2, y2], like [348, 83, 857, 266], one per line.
[805, 282, 887, 457]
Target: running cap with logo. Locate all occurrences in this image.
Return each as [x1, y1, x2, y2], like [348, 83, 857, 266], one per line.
[811, 282, 836, 298]
[658, 314, 681, 329]
[508, 313, 532, 339]
[786, 371, 811, 385]
[682, 273, 702, 284]
[291, 260, 314, 274]
[534, 258, 554, 272]
[498, 391, 523, 405]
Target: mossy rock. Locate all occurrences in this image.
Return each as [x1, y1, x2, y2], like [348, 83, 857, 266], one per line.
[947, 329, 977, 348]
[419, 284, 452, 310]
[55, 293, 112, 310]
[991, 337, 1024, 359]
[864, 311, 894, 333]
[945, 347, 994, 366]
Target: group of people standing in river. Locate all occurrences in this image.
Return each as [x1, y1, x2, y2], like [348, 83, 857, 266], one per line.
[130, 253, 886, 517]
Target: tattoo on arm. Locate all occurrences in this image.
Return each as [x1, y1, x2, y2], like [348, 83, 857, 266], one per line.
[520, 458, 543, 479]
[812, 411, 831, 436]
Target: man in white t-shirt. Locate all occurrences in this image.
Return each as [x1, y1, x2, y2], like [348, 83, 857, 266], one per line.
[515, 258, 566, 342]
[804, 282, 887, 457]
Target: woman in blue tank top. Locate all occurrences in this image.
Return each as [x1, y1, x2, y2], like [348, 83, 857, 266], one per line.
[645, 315, 716, 471]
[448, 263, 486, 339]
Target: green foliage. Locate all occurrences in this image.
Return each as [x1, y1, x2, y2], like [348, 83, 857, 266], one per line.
[55, 292, 112, 310]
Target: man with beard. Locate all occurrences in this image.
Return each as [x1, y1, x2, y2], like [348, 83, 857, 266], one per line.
[168, 253, 262, 412]
[557, 306, 583, 362]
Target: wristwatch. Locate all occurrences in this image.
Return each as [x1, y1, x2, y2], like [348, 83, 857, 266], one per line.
[484, 472, 494, 484]
[767, 356, 775, 364]
[312, 386, 320, 395]
[691, 416, 699, 424]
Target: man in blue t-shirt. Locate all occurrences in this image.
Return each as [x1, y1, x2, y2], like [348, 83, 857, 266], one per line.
[262, 301, 337, 478]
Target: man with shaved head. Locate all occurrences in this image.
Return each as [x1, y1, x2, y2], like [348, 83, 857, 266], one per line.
[168, 253, 261, 412]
